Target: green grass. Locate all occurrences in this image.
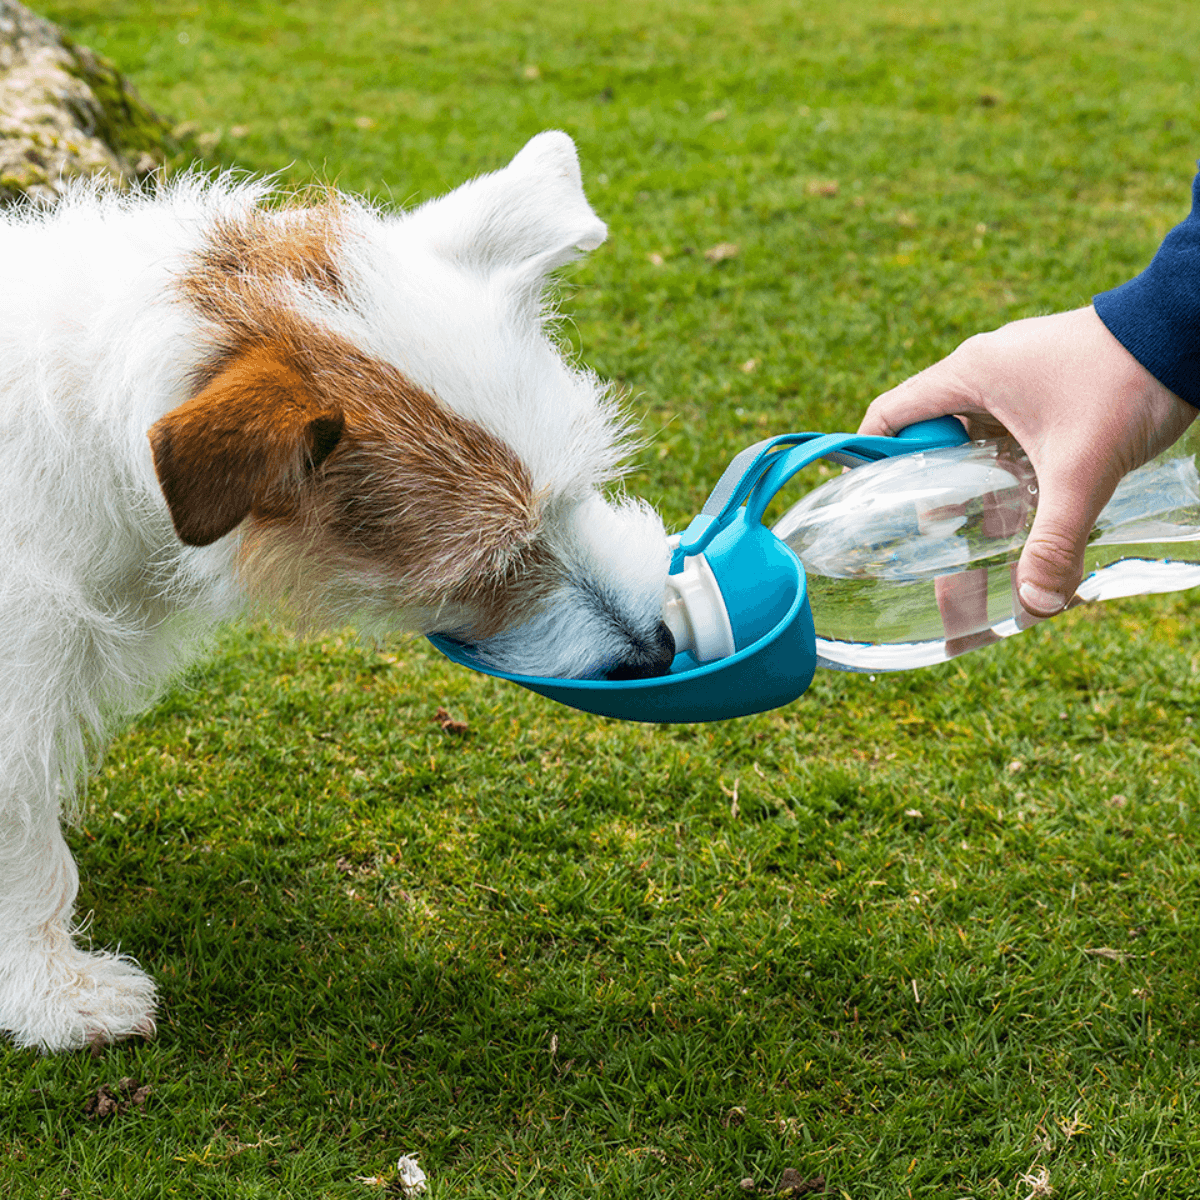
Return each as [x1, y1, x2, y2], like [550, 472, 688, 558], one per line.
[4, 1, 1200, 1196]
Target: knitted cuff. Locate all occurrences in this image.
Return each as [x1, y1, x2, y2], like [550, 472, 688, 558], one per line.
[1093, 166, 1200, 408]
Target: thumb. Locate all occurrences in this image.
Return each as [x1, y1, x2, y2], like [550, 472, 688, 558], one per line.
[1015, 470, 1116, 617]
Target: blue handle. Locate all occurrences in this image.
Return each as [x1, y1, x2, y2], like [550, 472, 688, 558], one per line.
[669, 416, 968, 572]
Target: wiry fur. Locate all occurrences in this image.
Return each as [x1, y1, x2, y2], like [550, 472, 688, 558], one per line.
[0, 133, 673, 1052]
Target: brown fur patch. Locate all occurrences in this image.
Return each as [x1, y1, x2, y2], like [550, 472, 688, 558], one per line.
[182, 203, 345, 320]
[237, 343, 552, 619]
[149, 341, 344, 546]
[162, 199, 554, 637]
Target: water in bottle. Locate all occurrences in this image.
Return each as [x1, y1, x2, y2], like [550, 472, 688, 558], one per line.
[771, 423, 1200, 672]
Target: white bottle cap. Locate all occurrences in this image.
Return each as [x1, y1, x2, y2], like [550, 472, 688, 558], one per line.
[663, 536, 737, 664]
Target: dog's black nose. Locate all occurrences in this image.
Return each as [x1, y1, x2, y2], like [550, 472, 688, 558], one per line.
[604, 621, 676, 681]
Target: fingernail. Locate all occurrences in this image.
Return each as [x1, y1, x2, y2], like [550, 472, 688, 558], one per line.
[1018, 582, 1067, 616]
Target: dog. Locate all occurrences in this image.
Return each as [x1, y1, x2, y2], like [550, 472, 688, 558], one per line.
[0, 131, 676, 1052]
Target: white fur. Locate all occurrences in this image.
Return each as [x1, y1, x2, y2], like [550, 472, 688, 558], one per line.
[0, 133, 671, 1051]
[471, 493, 672, 678]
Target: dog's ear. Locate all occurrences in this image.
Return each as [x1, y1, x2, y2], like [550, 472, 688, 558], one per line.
[149, 344, 344, 547]
[407, 131, 607, 282]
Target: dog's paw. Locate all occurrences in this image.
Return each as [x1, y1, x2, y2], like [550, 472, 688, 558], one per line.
[0, 935, 157, 1053]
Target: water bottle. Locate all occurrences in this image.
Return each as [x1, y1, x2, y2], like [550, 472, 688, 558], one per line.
[771, 423, 1200, 672]
[432, 419, 976, 721]
[432, 416, 1197, 722]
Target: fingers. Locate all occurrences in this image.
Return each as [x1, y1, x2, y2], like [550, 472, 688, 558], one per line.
[1015, 521, 1082, 617]
[857, 369, 952, 437]
[855, 308, 1197, 623]
[1015, 460, 1122, 617]
[857, 337, 989, 438]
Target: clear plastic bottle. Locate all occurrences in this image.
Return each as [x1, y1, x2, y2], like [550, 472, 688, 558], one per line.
[771, 423, 1200, 672]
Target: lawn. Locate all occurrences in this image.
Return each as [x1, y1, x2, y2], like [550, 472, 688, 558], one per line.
[4, 1, 1200, 1196]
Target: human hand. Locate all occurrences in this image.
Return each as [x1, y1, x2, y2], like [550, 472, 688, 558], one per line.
[858, 305, 1197, 616]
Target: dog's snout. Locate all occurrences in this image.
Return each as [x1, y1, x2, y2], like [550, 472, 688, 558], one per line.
[604, 620, 676, 681]
[649, 619, 676, 669]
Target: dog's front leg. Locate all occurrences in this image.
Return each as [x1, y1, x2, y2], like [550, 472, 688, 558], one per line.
[0, 802, 156, 1052]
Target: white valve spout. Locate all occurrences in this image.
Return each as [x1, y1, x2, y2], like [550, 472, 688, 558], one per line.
[662, 536, 737, 664]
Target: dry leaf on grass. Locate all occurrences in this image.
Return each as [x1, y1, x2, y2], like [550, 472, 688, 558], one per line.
[336, 856, 378, 878]
[83, 1078, 151, 1120]
[396, 1156, 428, 1196]
[704, 242, 739, 262]
[1018, 1166, 1053, 1199]
[1083, 947, 1127, 962]
[433, 706, 469, 735]
[777, 1168, 827, 1195]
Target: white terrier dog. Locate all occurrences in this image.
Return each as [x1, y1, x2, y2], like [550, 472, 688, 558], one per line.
[0, 132, 675, 1052]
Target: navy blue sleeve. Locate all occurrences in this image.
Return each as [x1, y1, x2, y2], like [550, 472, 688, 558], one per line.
[1093, 166, 1200, 408]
